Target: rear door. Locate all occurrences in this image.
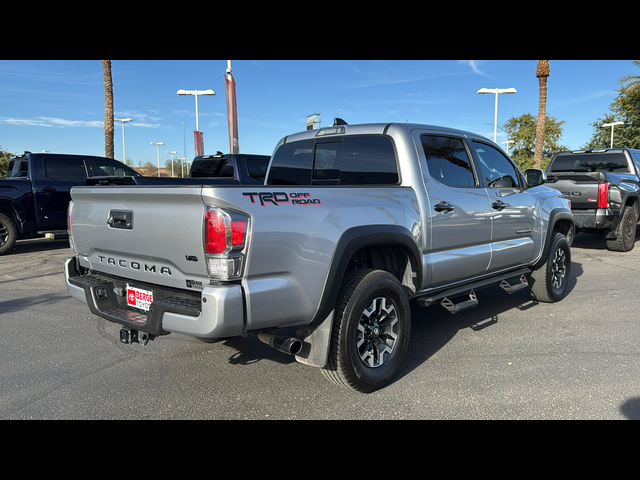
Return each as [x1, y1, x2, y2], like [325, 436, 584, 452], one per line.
[416, 131, 493, 288]
[35, 155, 88, 230]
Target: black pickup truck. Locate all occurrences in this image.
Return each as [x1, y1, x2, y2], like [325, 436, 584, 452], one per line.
[0, 151, 140, 255]
[545, 148, 640, 251]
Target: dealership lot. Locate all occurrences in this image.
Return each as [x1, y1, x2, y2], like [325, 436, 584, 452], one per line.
[1, 233, 639, 419]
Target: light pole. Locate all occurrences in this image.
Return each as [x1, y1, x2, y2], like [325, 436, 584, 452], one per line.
[502, 140, 514, 155]
[602, 121, 625, 148]
[178, 157, 187, 177]
[166, 151, 177, 177]
[177, 89, 215, 133]
[182, 122, 186, 161]
[114, 118, 132, 162]
[477, 87, 517, 143]
[150, 142, 164, 176]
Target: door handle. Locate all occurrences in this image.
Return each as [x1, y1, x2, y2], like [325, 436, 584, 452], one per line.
[40, 186, 57, 192]
[434, 202, 454, 213]
[492, 200, 507, 210]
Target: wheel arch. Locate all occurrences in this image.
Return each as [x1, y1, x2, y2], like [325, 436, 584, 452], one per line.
[310, 225, 421, 326]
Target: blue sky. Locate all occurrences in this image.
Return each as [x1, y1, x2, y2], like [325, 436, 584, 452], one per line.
[0, 60, 635, 165]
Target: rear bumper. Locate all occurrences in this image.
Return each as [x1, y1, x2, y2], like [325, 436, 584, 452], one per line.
[64, 257, 245, 338]
[573, 208, 614, 231]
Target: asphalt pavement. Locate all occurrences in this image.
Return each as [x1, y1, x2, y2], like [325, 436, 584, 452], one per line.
[1, 233, 639, 419]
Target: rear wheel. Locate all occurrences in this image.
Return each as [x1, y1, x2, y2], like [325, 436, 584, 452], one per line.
[527, 232, 571, 303]
[606, 206, 636, 252]
[321, 268, 411, 393]
[0, 212, 18, 255]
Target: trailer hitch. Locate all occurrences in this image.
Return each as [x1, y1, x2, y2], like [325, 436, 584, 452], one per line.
[120, 327, 153, 346]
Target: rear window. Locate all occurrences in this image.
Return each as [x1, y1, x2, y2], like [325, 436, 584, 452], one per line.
[244, 156, 270, 182]
[191, 157, 235, 178]
[267, 135, 398, 186]
[43, 157, 88, 182]
[6, 159, 29, 178]
[549, 153, 630, 173]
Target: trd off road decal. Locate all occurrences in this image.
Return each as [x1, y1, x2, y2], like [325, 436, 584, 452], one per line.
[243, 192, 322, 207]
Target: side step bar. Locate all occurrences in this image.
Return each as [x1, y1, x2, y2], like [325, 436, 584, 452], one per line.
[415, 268, 530, 314]
[441, 290, 478, 314]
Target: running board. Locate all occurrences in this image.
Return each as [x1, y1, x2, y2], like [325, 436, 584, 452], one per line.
[441, 290, 478, 314]
[415, 268, 531, 314]
[499, 274, 529, 294]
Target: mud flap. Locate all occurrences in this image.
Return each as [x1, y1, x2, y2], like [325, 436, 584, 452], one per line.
[294, 311, 335, 368]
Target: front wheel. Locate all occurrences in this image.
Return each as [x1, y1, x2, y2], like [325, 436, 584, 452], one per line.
[321, 268, 411, 393]
[527, 232, 571, 303]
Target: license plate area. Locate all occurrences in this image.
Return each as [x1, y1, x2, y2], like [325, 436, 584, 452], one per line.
[126, 284, 153, 312]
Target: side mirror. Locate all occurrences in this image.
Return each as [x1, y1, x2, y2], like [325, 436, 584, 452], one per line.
[525, 168, 547, 187]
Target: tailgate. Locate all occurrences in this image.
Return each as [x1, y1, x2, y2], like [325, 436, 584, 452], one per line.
[547, 172, 604, 210]
[70, 185, 209, 291]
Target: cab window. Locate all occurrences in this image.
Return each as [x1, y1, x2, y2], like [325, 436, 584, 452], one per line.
[92, 158, 140, 177]
[473, 141, 521, 188]
[422, 135, 476, 187]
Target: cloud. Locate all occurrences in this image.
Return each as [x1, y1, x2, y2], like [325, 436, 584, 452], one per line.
[460, 60, 489, 77]
[0, 116, 103, 128]
[551, 90, 615, 108]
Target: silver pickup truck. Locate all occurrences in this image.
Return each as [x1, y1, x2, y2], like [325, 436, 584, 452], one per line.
[65, 121, 574, 393]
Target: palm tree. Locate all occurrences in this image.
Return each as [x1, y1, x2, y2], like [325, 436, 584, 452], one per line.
[533, 60, 550, 169]
[102, 60, 114, 159]
[619, 60, 640, 95]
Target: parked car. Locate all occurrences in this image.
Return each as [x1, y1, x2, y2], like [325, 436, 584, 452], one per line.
[0, 151, 140, 255]
[546, 148, 640, 251]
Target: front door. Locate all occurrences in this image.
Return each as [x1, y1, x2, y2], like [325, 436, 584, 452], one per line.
[470, 140, 538, 272]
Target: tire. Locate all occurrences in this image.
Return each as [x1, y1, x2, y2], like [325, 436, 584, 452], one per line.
[606, 206, 636, 252]
[527, 232, 571, 303]
[0, 212, 18, 256]
[321, 268, 411, 393]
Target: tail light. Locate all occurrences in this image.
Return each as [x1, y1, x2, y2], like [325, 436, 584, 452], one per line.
[598, 181, 610, 209]
[204, 206, 250, 280]
[67, 201, 77, 254]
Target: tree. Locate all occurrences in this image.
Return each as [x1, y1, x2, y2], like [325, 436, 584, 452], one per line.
[503, 113, 568, 170]
[583, 68, 640, 150]
[138, 161, 158, 177]
[102, 60, 114, 159]
[0, 146, 14, 178]
[619, 60, 640, 96]
[533, 60, 550, 169]
[165, 158, 185, 177]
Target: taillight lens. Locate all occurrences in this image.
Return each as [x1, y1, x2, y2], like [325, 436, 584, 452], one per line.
[205, 209, 228, 254]
[598, 181, 610, 209]
[67, 201, 77, 254]
[204, 207, 249, 280]
[205, 209, 248, 254]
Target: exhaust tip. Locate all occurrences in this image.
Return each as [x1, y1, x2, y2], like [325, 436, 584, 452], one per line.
[258, 333, 303, 356]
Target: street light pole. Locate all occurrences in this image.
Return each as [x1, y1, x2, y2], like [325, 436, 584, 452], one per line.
[177, 89, 215, 136]
[178, 157, 186, 177]
[166, 151, 177, 177]
[150, 142, 164, 176]
[177, 89, 215, 157]
[602, 121, 625, 148]
[114, 118, 132, 162]
[477, 87, 517, 143]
